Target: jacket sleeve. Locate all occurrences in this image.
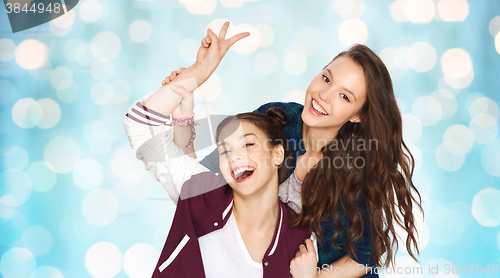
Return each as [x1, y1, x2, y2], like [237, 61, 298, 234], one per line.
[122, 100, 209, 205]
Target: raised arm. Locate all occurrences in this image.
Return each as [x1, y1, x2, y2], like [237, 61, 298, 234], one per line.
[158, 22, 250, 158]
[123, 22, 249, 202]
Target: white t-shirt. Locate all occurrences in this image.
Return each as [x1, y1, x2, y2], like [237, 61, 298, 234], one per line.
[199, 212, 263, 278]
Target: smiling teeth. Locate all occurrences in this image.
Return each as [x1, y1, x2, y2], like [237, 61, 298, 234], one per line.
[233, 167, 254, 178]
[312, 99, 328, 115]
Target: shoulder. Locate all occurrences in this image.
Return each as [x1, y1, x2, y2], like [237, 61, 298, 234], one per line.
[178, 171, 228, 202]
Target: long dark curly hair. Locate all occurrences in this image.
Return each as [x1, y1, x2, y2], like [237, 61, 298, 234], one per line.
[291, 44, 423, 268]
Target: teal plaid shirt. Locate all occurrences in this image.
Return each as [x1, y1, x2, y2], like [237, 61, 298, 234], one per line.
[200, 102, 377, 276]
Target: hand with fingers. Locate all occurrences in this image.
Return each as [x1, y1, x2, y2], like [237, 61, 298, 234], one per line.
[170, 84, 194, 119]
[290, 239, 318, 278]
[161, 21, 250, 86]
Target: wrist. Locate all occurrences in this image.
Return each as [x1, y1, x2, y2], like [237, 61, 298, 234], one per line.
[193, 61, 217, 76]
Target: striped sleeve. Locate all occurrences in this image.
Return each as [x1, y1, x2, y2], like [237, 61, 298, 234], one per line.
[123, 101, 209, 204]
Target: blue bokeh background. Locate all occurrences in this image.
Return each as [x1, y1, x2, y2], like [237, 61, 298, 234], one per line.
[1, 0, 499, 277]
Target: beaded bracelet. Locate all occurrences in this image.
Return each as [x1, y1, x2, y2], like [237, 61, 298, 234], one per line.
[166, 113, 199, 148]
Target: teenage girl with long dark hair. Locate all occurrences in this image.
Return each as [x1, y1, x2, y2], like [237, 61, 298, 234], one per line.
[160, 22, 422, 277]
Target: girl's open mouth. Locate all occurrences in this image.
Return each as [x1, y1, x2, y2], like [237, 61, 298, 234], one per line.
[309, 98, 329, 116]
[231, 166, 256, 183]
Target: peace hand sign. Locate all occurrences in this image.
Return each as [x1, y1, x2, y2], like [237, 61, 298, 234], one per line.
[196, 21, 250, 70]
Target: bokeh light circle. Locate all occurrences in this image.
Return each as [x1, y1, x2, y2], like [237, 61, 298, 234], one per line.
[20, 225, 52, 256]
[441, 48, 472, 79]
[231, 24, 260, 55]
[255, 51, 278, 74]
[15, 39, 48, 70]
[284, 52, 307, 75]
[0, 39, 16, 62]
[111, 145, 146, 182]
[437, 0, 469, 22]
[91, 82, 114, 105]
[12, 98, 42, 128]
[407, 42, 437, 72]
[194, 73, 222, 102]
[471, 188, 500, 227]
[469, 114, 498, 144]
[490, 16, 500, 37]
[51, 8, 75, 28]
[481, 139, 500, 177]
[30, 266, 64, 278]
[496, 33, 500, 55]
[25, 161, 57, 192]
[178, 39, 198, 63]
[404, 0, 435, 23]
[91, 31, 121, 61]
[50, 66, 73, 91]
[72, 158, 104, 191]
[57, 81, 79, 103]
[43, 136, 81, 174]
[402, 114, 422, 144]
[443, 125, 473, 156]
[36, 98, 61, 129]
[256, 24, 274, 48]
[129, 20, 152, 43]
[332, 0, 365, 18]
[435, 143, 465, 171]
[123, 244, 160, 278]
[0, 247, 36, 278]
[117, 172, 154, 201]
[80, 0, 103, 23]
[469, 97, 499, 120]
[82, 189, 119, 226]
[111, 80, 132, 103]
[85, 242, 123, 278]
[3, 146, 29, 170]
[185, 0, 217, 15]
[0, 169, 31, 207]
[338, 18, 368, 46]
[412, 96, 442, 126]
[431, 89, 457, 120]
[293, 26, 323, 56]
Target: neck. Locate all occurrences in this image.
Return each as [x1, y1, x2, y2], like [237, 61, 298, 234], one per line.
[232, 179, 280, 231]
[301, 123, 340, 154]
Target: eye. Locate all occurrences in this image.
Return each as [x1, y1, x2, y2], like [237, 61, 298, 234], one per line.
[243, 143, 255, 148]
[219, 149, 230, 156]
[322, 75, 330, 84]
[340, 93, 350, 102]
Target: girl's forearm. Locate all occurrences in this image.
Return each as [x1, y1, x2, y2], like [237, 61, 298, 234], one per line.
[173, 125, 197, 158]
[141, 62, 215, 116]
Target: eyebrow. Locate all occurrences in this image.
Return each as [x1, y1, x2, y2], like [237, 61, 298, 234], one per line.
[217, 133, 258, 147]
[325, 68, 357, 101]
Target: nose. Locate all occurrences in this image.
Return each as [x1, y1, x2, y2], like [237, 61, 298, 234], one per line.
[229, 148, 246, 163]
[318, 90, 331, 104]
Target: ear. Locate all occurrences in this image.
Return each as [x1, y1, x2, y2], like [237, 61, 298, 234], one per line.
[349, 114, 363, 123]
[273, 145, 285, 166]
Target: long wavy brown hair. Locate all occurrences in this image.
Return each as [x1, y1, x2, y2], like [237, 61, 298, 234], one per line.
[291, 44, 423, 268]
